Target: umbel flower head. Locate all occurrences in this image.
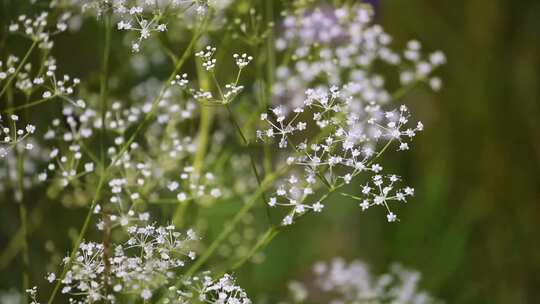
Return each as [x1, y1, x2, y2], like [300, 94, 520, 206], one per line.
[258, 86, 422, 225]
[256, 3, 445, 226]
[75, 0, 214, 52]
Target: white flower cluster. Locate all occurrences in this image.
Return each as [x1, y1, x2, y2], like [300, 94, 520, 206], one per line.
[116, 6, 168, 53]
[79, 0, 210, 52]
[0, 114, 36, 158]
[8, 12, 72, 48]
[172, 273, 251, 304]
[356, 174, 415, 222]
[258, 86, 422, 225]
[233, 53, 253, 69]
[273, 5, 445, 108]
[50, 223, 197, 303]
[288, 258, 440, 304]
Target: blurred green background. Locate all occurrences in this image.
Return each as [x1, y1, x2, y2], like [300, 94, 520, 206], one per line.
[1, 0, 540, 303]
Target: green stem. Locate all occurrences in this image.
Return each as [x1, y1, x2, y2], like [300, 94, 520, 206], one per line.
[191, 58, 213, 176]
[99, 12, 113, 296]
[17, 150, 29, 304]
[225, 104, 270, 220]
[2, 97, 52, 113]
[183, 166, 286, 278]
[392, 80, 420, 101]
[173, 55, 213, 227]
[0, 40, 37, 101]
[100, 12, 112, 166]
[230, 184, 342, 271]
[231, 226, 278, 269]
[0, 205, 43, 271]
[47, 176, 105, 304]
[107, 21, 207, 171]
[263, 0, 275, 176]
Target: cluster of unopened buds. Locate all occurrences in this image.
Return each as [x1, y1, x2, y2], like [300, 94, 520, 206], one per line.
[233, 53, 253, 68]
[195, 46, 217, 71]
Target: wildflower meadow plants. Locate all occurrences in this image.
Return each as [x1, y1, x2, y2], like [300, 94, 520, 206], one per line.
[1, 1, 445, 303]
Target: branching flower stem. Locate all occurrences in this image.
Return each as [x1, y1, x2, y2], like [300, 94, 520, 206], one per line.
[180, 129, 331, 280]
[229, 84, 410, 270]
[0, 40, 38, 100]
[5, 94, 32, 304]
[46, 17, 209, 304]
